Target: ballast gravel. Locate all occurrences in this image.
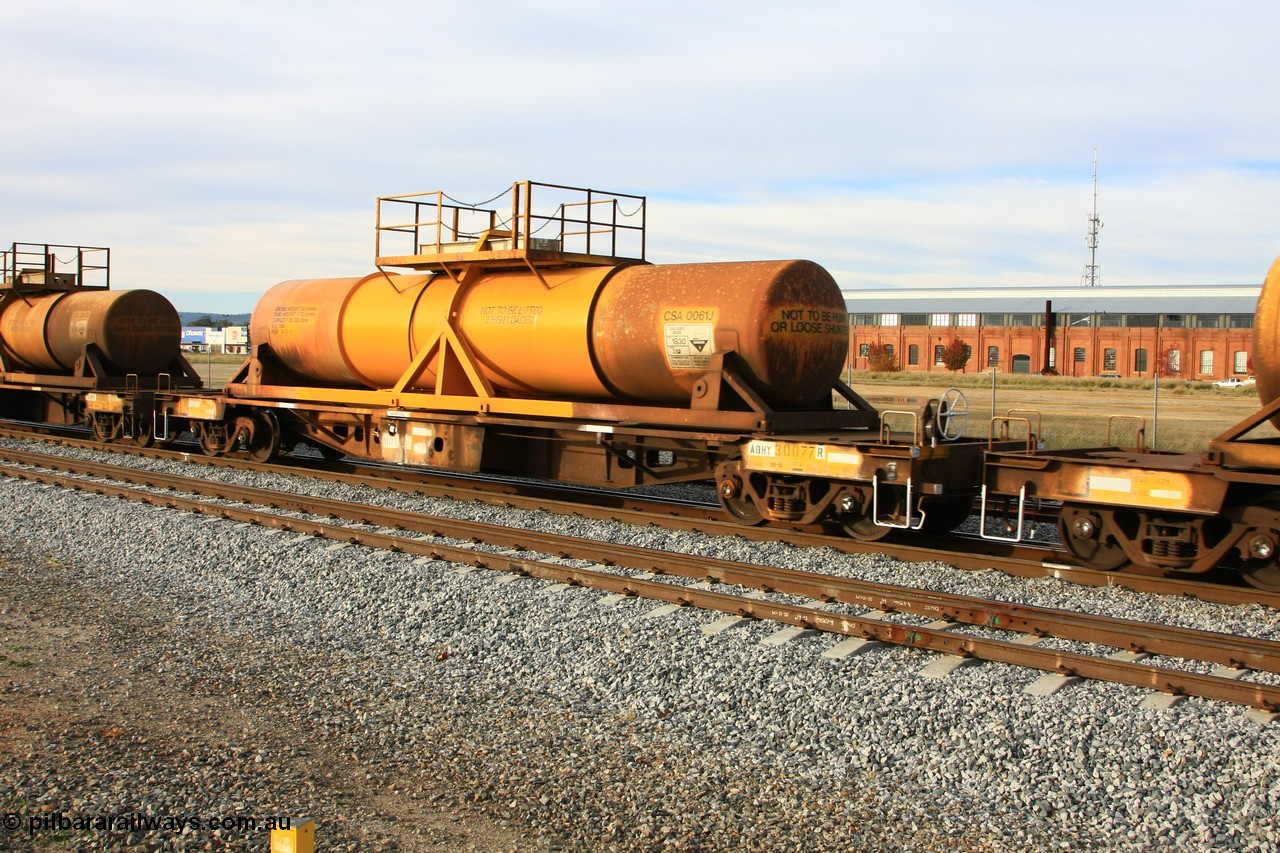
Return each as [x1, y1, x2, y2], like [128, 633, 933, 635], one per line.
[1, 436, 1279, 851]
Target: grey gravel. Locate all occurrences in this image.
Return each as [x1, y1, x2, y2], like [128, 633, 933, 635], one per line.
[1, 435, 1279, 851]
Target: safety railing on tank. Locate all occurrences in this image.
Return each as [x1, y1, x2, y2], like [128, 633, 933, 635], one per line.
[1, 243, 110, 290]
[374, 181, 647, 267]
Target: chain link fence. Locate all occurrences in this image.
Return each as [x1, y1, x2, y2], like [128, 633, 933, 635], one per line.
[853, 374, 1279, 453]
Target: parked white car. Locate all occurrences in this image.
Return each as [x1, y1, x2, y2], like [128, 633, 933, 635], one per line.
[1213, 376, 1256, 388]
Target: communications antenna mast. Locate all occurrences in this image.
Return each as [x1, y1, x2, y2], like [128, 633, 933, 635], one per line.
[1082, 149, 1103, 286]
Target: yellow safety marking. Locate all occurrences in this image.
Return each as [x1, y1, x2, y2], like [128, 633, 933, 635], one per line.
[744, 439, 864, 478]
[1085, 469, 1190, 509]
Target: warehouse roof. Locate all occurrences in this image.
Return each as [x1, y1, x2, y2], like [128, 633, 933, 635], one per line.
[841, 283, 1261, 315]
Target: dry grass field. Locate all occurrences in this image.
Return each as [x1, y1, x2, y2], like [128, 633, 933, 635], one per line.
[854, 372, 1274, 451]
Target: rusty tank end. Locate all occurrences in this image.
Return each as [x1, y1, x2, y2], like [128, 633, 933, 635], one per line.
[0, 289, 180, 375]
[249, 259, 850, 407]
[591, 260, 849, 407]
[1253, 255, 1280, 428]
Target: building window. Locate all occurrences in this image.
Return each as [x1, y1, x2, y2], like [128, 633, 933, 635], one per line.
[1195, 314, 1221, 329]
[1048, 347, 1056, 369]
[1200, 350, 1214, 375]
[851, 314, 877, 326]
[1229, 315, 1254, 329]
[987, 345, 1000, 368]
[881, 314, 900, 327]
[902, 313, 928, 326]
[1128, 314, 1158, 328]
[1162, 314, 1185, 328]
[1074, 347, 1086, 363]
[1104, 348, 1117, 371]
[1012, 354, 1032, 373]
[930, 313, 951, 326]
[859, 343, 870, 358]
[955, 313, 977, 326]
[1134, 348, 1148, 373]
[908, 344, 919, 366]
[884, 344, 895, 357]
[1008, 314, 1039, 327]
[1099, 314, 1125, 328]
[1168, 349, 1181, 373]
[934, 344, 945, 365]
[981, 314, 1006, 326]
[1235, 351, 1249, 374]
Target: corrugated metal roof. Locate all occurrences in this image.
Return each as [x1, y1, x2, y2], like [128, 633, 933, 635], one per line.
[842, 283, 1260, 315]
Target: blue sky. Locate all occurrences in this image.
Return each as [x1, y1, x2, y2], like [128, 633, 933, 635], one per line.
[3, 1, 1279, 313]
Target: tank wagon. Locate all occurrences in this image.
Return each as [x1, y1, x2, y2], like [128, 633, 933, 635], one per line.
[0, 243, 201, 442]
[206, 181, 1005, 538]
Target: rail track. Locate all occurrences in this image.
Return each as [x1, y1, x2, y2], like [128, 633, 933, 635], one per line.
[1, 421, 1275, 608]
[2, 442, 1279, 714]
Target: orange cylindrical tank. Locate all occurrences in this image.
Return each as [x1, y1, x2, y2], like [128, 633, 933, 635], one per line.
[250, 265, 621, 395]
[0, 289, 180, 375]
[249, 259, 849, 406]
[591, 260, 848, 406]
[1253, 255, 1280, 425]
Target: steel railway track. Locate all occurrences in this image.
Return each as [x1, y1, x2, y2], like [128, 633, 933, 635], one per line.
[2, 445, 1279, 713]
[1, 422, 1275, 609]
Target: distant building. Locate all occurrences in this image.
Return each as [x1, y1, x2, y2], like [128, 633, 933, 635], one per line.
[844, 283, 1259, 380]
[181, 325, 249, 355]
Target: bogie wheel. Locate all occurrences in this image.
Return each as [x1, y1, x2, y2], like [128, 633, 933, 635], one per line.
[1232, 508, 1280, 591]
[839, 487, 894, 542]
[718, 478, 764, 526]
[841, 511, 894, 542]
[1058, 504, 1129, 571]
[1239, 561, 1280, 592]
[246, 410, 281, 464]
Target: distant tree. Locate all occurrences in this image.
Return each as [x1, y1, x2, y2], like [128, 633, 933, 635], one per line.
[866, 342, 900, 372]
[1155, 346, 1181, 378]
[940, 337, 971, 372]
[189, 315, 222, 328]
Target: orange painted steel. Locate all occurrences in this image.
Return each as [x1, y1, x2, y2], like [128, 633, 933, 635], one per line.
[0, 289, 180, 375]
[593, 260, 848, 407]
[1253, 255, 1280, 427]
[249, 259, 850, 406]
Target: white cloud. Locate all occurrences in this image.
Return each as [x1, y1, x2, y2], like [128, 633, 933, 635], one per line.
[2, 1, 1279, 311]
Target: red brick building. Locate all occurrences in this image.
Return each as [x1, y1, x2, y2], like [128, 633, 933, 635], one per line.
[845, 283, 1260, 380]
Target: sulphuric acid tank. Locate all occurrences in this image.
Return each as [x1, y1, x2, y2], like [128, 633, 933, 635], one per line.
[249, 259, 850, 407]
[0, 289, 181, 375]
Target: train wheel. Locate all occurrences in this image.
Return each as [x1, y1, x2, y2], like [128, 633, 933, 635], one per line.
[839, 484, 901, 542]
[841, 511, 894, 542]
[717, 476, 764, 525]
[1239, 562, 1280, 591]
[246, 411, 281, 464]
[1059, 505, 1128, 571]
